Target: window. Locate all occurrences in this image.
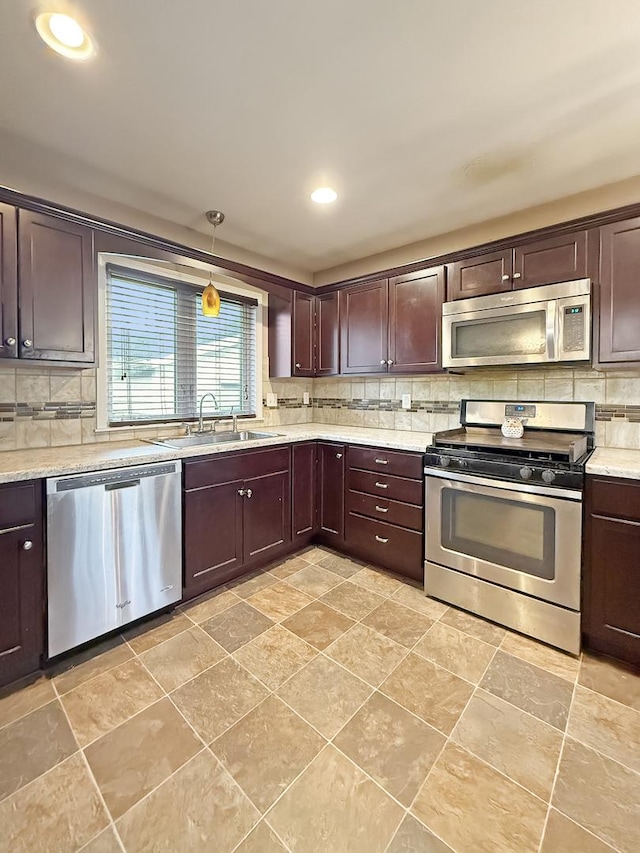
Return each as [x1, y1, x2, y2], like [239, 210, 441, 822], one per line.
[104, 264, 259, 426]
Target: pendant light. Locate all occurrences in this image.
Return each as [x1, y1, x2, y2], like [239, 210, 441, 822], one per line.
[202, 210, 225, 317]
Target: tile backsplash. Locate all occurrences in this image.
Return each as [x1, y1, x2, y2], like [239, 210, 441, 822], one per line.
[0, 366, 314, 451]
[1, 364, 640, 451]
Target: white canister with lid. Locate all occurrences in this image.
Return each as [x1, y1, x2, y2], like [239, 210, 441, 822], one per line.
[501, 417, 524, 438]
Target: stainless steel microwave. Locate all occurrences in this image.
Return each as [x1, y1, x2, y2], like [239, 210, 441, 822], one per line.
[442, 279, 591, 368]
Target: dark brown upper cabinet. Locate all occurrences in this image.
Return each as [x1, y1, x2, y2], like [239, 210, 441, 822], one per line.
[447, 249, 512, 301]
[388, 266, 445, 373]
[268, 290, 339, 377]
[18, 211, 95, 363]
[0, 202, 18, 360]
[598, 217, 640, 364]
[315, 291, 339, 375]
[447, 230, 588, 300]
[292, 291, 315, 376]
[339, 279, 388, 374]
[512, 231, 587, 290]
[340, 268, 445, 374]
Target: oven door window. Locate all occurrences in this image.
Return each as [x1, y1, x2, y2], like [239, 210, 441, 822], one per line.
[441, 488, 555, 579]
[452, 311, 547, 359]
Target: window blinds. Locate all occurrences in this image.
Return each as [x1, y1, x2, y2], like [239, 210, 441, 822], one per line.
[106, 266, 258, 426]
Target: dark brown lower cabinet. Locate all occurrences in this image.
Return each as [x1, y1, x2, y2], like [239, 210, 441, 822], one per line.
[243, 470, 290, 562]
[0, 481, 44, 688]
[292, 442, 317, 542]
[583, 475, 640, 664]
[183, 447, 291, 598]
[316, 442, 345, 545]
[344, 445, 424, 582]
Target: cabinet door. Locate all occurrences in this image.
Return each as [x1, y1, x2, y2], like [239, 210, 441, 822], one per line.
[317, 442, 345, 542]
[18, 211, 95, 363]
[243, 470, 291, 562]
[0, 522, 43, 688]
[599, 217, 640, 363]
[446, 250, 512, 301]
[584, 513, 640, 664]
[292, 291, 315, 376]
[184, 481, 244, 593]
[513, 231, 587, 290]
[292, 443, 317, 540]
[339, 280, 388, 373]
[388, 266, 445, 373]
[316, 292, 339, 375]
[0, 202, 18, 360]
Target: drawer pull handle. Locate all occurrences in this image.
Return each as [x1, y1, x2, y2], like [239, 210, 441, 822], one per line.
[375, 505, 388, 513]
[375, 482, 388, 489]
[375, 535, 389, 544]
[374, 458, 388, 465]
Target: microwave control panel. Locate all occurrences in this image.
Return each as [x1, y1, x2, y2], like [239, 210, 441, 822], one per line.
[562, 305, 585, 352]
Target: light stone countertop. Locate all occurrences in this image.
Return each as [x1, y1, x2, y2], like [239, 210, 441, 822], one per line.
[0, 423, 435, 484]
[586, 447, 640, 480]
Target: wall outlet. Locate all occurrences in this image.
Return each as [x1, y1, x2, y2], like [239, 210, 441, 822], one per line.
[401, 393, 412, 410]
[266, 393, 278, 408]
[303, 391, 310, 405]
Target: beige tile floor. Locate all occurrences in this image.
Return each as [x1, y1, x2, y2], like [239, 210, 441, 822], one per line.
[0, 546, 639, 852]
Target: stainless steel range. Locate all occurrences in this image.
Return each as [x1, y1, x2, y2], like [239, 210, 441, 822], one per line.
[424, 400, 595, 655]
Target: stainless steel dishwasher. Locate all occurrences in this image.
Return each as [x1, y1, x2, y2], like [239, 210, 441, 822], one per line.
[46, 460, 182, 658]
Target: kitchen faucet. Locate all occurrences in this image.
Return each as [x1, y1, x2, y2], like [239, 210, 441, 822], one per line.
[198, 393, 218, 433]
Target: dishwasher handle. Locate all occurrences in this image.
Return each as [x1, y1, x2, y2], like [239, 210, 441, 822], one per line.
[105, 480, 140, 491]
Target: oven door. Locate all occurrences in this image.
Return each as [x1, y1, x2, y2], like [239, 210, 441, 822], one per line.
[425, 470, 582, 610]
[442, 300, 556, 368]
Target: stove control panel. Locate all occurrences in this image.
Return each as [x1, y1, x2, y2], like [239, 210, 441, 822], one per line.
[424, 450, 585, 491]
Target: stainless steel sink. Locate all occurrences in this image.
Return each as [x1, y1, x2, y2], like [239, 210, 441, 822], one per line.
[145, 431, 281, 450]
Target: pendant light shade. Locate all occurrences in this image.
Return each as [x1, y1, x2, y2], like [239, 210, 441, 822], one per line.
[202, 283, 221, 317]
[202, 210, 225, 318]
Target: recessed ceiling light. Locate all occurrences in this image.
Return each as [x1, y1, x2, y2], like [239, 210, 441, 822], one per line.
[310, 187, 338, 204]
[35, 12, 95, 61]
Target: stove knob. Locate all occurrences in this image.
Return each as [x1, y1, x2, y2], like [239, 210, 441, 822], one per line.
[519, 466, 533, 480]
[439, 457, 451, 467]
[542, 470, 556, 484]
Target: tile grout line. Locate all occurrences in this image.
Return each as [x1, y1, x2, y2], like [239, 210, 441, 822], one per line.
[50, 678, 127, 853]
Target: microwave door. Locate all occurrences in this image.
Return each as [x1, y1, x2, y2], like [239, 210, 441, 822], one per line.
[443, 301, 554, 368]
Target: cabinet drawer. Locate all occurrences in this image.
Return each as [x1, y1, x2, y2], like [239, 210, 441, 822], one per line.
[0, 482, 38, 530]
[348, 446, 423, 479]
[185, 447, 290, 490]
[346, 512, 423, 579]
[347, 468, 423, 505]
[346, 490, 422, 532]
[589, 476, 640, 522]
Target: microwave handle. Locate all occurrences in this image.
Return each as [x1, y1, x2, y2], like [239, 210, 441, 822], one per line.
[546, 300, 557, 361]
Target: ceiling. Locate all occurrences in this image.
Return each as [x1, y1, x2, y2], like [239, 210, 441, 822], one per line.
[2, 0, 640, 275]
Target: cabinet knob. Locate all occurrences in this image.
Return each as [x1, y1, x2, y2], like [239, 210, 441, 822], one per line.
[501, 274, 510, 282]
[295, 363, 301, 369]
[4, 337, 16, 347]
[22, 540, 33, 551]
[387, 359, 393, 365]
[335, 452, 343, 459]
[512, 272, 522, 279]
[237, 488, 246, 497]
[245, 488, 253, 498]
[380, 360, 387, 365]
[22, 340, 33, 348]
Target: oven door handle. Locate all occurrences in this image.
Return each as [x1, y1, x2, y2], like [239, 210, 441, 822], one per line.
[423, 467, 582, 501]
